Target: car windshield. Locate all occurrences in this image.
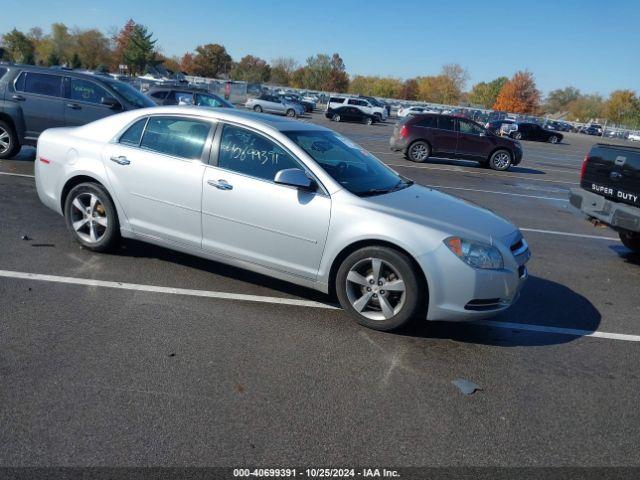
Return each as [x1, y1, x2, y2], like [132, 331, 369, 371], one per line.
[285, 130, 412, 197]
[109, 81, 156, 108]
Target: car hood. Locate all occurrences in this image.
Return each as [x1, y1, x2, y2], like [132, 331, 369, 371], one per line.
[361, 184, 517, 244]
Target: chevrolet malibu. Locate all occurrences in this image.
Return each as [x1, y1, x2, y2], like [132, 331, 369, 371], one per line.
[35, 107, 530, 331]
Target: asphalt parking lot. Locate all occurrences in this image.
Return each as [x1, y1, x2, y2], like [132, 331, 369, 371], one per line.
[1, 112, 639, 467]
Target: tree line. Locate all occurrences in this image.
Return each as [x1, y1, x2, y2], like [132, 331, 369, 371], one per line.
[1, 20, 638, 127]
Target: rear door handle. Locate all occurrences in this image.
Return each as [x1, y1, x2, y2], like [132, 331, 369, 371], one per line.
[12, 94, 25, 101]
[66, 103, 81, 110]
[207, 179, 233, 190]
[110, 155, 130, 165]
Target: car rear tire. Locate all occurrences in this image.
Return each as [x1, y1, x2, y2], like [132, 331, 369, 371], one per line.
[364, 117, 373, 126]
[513, 132, 523, 140]
[488, 149, 512, 171]
[335, 246, 424, 331]
[549, 135, 559, 144]
[407, 141, 430, 162]
[64, 182, 120, 252]
[332, 114, 341, 122]
[0, 120, 20, 159]
[286, 109, 296, 118]
[619, 231, 640, 253]
[253, 105, 263, 112]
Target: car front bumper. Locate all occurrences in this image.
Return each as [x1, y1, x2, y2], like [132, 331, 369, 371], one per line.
[417, 239, 530, 322]
[569, 188, 640, 233]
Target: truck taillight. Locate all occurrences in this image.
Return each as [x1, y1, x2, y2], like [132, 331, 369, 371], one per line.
[399, 125, 409, 138]
[580, 154, 589, 181]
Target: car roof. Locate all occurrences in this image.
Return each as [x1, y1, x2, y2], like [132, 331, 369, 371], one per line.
[5, 64, 115, 82]
[148, 86, 216, 94]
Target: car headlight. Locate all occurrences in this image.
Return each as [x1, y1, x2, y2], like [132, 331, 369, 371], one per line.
[444, 237, 504, 269]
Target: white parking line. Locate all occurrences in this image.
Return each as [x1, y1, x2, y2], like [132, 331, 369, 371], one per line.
[520, 227, 620, 241]
[428, 185, 568, 201]
[0, 171, 35, 178]
[0, 269, 339, 310]
[1, 269, 639, 343]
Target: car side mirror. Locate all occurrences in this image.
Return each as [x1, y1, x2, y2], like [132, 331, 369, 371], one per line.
[274, 168, 316, 191]
[101, 97, 122, 110]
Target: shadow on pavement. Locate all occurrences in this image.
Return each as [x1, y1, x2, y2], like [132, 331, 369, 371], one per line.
[609, 244, 640, 266]
[398, 275, 601, 347]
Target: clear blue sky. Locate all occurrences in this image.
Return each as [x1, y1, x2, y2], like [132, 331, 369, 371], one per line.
[2, 0, 638, 96]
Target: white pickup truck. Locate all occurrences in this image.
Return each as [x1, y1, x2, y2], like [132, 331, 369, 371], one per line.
[327, 97, 388, 121]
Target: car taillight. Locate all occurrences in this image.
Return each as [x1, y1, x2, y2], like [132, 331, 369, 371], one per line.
[580, 154, 589, 181]
[399, 125, 409, 138]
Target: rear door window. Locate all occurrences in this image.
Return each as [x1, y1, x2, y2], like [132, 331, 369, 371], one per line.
[16, 72, 63, 97]
[416, 116, 436, 128]
[437, 116, 455, 131]
[458, 119, 484, 135]
[140, 116, 211, 160]
[119, 118, 148, 147]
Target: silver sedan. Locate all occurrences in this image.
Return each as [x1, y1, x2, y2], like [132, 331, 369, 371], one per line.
[35, 107, 530, 331]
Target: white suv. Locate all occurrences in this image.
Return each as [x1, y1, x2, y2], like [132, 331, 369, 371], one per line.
[327, 97, 388, 121]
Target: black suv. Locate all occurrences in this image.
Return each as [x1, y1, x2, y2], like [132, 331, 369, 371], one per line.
[0, 64, 156, 159]
[147, 86, 235, 109]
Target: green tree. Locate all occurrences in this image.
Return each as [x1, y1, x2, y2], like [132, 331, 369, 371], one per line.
[230, 55, 271, 83]
[51, 23, 73, 64]
[192, 43, 232, 78]
[123, 24, 157, 75]
[303, 54, 332, 90]
[270, 57, 297, 85]
[70, 52, 81, 69]
[74, 28, 111, 69]
[468, 77, 507, 108]
[1, 28, 35, 64]
[47, 51, 60, 66]
[289, 67, 307, 88]
[544, 87, 581, 113]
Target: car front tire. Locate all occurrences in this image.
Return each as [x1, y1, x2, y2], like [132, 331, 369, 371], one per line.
[0, 120, 20, 159]
[253, 105, 263, 112]
[332, 114, 341, 122]
[364, 117, 373, 125]
[336, 246, 424, 331]
[64, 182, 120, 252]
[286, 109, 296, 118]
[549, 135, 559, 144]
[488, 149, 512, 171]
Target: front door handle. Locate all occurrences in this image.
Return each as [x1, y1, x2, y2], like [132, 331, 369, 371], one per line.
[12, 94, 25, 101]
[110, 155, 130, 165]
[207, 179, 233, 190]
[66, 103, 81, 110]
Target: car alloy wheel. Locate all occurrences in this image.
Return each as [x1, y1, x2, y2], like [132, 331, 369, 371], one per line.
[408, 141, 430, 162]
[332, 115, 341, 122]
[489, 150, 512, 170]
[549, 135, 558, 144]
[286, 109, 296, 117]
[345, 257, 407, 321]
[365, 117, 373, 125]
[69, 192, 109, 244]
[253, 105, 263, 112]
[0, 126, 11, 155]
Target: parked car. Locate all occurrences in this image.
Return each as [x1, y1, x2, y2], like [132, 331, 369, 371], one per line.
[325, 106, 377, 125]
[390, 114, 522, 170]
[569, 143, 640, 253]
[628, 133, 640, 142]
[358, 95, 391, 117]
[327, 97, 388, 121]
[147, 87, 234, 108]
[279, 93, 315, 113]
[35, 107, 529, 331]
[485, 119, 515, 135]
[509, 122, 563, 143]
[583, 125, 602, 136]
[0, 64, 156, 159]
[397, 106, 439, 118]
[245, 94, 304, 117]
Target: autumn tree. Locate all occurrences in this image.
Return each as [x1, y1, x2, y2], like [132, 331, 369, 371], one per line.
[605, 90, 640, 127]
[326, 53, 349, 92]
[441, 63, 470, 92]
[192, 43, 232, 78]
[415, 75, 460, 104]
[180, 53, 196, 74]
[74, 28, 111, 69]
[493, 70, 540, 114]
[348, 75, 402, 98]
[50, 23, 73, 64]
[289, 67, 307, 88]
[565, 94, 604, 122]
[400, 78, 419, 100]
[230, 55, 271, 83]
[468, 77, 507, 108]
[112, 19, 136, 70]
